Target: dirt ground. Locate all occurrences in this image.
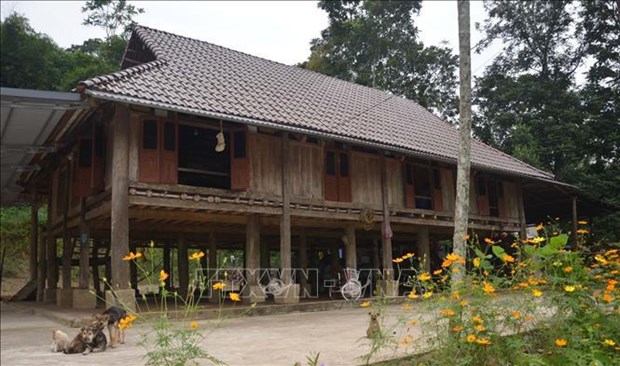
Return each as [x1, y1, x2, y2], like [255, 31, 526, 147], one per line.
[0, 301, 422, 366]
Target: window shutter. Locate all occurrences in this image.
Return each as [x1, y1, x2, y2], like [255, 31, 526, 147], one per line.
[159, 120, 178, 184]
[324, 149, 338, 201]
[139, 118, 160, 183]
[231, 128, 250, 190]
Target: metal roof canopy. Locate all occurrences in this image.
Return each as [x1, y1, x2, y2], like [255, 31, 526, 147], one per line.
[1, 87, 87, 204]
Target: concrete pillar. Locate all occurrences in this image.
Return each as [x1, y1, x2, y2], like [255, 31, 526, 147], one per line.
[178, 235, 189, 298]
[344, 226, 357, 270]
[417, 227, 431, 273]
[107, 104, 133, 310]
[243, 214, 265, 303]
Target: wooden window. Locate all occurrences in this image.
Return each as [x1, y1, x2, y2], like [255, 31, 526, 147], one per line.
[142, 119, 158, 149]
[324, 149, 351, 202]
[404, 163, 442, 210]
[178, 124, 230, 189]
[139, 119, 160, 183]
[476, 176, 491, 216]
[432, 168, 444, 211]
[413, 165, 432, 209]
[74, 138, 93, 199]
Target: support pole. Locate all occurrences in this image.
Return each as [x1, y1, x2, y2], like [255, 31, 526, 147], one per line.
[30, 202, 39, 282]
[92, 240, 101, 298]
[380, 153, 393, 276]
[572, 195, 578, 248]
[178, 234, 189, 298]
[516, 181, 527, 240]
[44, 190, 57, 303]
[208, 231, 217, 273]
[243, 214, 265, 303]
[280, 133, 292, 285]
[299, 231, 308, 297]
[129, 242, 138, 292]
[78, 198, 89, 289]
[36, 202, 46, 302]
[344, 226, 357, 270]
[110, 104, 130, 291]
[163, 245, 171, 290]
[417, 227, 430, 273]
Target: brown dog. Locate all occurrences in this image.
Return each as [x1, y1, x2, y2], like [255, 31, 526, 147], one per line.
[366, 312, 381, 338]
[91, 306, 127, 348]
[81, 326, 107, 355]
[63, 328, 87, 354]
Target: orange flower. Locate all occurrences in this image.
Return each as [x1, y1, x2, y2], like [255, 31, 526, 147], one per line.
[535, 223, 544, 231]
[123, 251, 142, 261]
[407, 319, 419, 327]
[466, 334, 476, 343]
[603, 292, 613, 303]
[360, 301, 371, 308]
[563, 266, 573, 273]
[419, 273, 432, 282]
[475, 337, 491, 345]
[578, 220, 588, 225]
[408, 292, 419, 299]
[392, 257, 404, 263]
[475, 324, 486, 332]
[472, 316, 484, 324]
[484, 238, 494, 245]
[502, 254, 515, 263]
[460, 300, 469, 307]
[576, 229, 589, 234]
[555, 338, 568, 347]
[440, 309, 456, 317]
[402, 252, 415, 259]
[452, 325, 464, 332]
[482, 281, 495, 294]
[159, 270, 169, 281]
[189, 321, 199, 330]
[433, 269, 443, 275]
[511, 310, 521, 319]
[212, 282, 226, 291]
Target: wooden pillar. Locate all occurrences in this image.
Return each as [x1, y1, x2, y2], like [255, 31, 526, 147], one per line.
[417, 227, 431, 272]
[45, 191, 57, 300]
[110, 104, 130, 290]
[78, 199, 90, 289]
[163, 245, 171, 290]
[92, 240, 102, 297]
[178, 234, 189, 297]
[61, 165, 72, 290]
[280, 133, 292, 284]
[36, 203, 46, 302]
[299, 232, 308, 292]
[572, 195, 578, 247]
[208, 232, 217, 273]
[29, 203, 39, 282]
[516, 182, 527, 240]
[380, 153, 393, 276]
[344, 226, 357, 269]
[245, 215, 260, 285]
[129, 242, 138, 291]
[371, 239, 380, 270]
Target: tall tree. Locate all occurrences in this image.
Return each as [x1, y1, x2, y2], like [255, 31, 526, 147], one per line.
[452, 0, 472, 285]
[473, 1, 586, 178]
[301, 0, 459, 122]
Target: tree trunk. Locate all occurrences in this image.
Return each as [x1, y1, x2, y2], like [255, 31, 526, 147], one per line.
[452, 0, 472, 285]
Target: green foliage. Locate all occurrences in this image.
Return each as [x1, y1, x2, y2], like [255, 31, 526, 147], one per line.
[0, 205, 46, 278]
[301, 0, 459, 122]
[82, 0, 144, 39]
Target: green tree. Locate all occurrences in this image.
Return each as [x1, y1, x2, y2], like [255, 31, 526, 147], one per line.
[0, 12, 68, 90]
[82, 0, 144, 39]
[301, 0, 459, 121]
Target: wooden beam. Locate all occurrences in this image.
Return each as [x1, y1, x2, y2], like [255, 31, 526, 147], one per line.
[280, 133, 292, 284]
[110, 103, 131, 290]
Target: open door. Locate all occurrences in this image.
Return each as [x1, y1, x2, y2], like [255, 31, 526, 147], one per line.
[338, 151, 351, 202]
[231, 128, 250, 190]
[324, 149, 338, 201]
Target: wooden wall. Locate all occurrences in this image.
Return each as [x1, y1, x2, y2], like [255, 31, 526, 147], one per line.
[249, 133, 282, 196]
[350, 151, 382, 206]
[439, 168, 455, 212]
[289, 141, 323, 199]
[386, 158, 404, 208]
[500, 181, 519, 219]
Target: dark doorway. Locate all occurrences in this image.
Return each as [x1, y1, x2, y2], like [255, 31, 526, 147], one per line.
[178, 125, 231, 189]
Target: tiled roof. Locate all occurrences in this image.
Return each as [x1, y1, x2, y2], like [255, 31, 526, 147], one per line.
[82, 26, 555, 180]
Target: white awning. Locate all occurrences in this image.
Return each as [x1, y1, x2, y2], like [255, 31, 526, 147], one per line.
[1, 87, 88, 204]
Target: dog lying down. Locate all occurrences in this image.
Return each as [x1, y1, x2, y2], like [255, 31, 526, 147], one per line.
[61, 326, 107, 355]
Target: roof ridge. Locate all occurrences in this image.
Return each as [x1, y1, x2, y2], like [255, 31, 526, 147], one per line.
[79, 59, 167, 88]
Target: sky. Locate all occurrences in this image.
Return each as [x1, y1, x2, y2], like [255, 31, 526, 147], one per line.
[1, 1, 497, 75]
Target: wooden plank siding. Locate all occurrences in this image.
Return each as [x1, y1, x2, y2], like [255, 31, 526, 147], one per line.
[386, 158, 404, 208]
[288, 141, 323, 199]
[350, 151, 382, 206]
[249, 133, 282, 195]
[500, 181, 520, 219]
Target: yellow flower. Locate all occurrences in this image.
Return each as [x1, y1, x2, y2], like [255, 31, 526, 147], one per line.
[472, 316, 484, 324]
[422, 291, 433, 299]
[466, 334, 476, 343]
[532, 289, 543, 297]
[576, 229, 589, 234]
[433, 269, 443, 275]
[407, 319, 418, 327]
[555, 338, 568, 347]
[475, 337, 491, 345]
[535, 223, 544, 231]
[578, 220, 588, 225]
[473, 257, 481, 268]
[123, 251, 142, 261]
[392, 257, 404, 263]
[402, 252, 415, 259]
[594, 255, 608, 265]
[511, 310, 522, 319]
[452, 325, 464, 332]
[229, 292, 241, 302]
[460, 300, 469, 307]
[530, 237, 545, 244]
[564, 285, 576, 293]
[159, 270, 169, 281]
[482, 281, 495, 294]
[603, 339, 616, 346]
[408, 292, 419, 299]
[189, 321, 199, 330]
[360, 301, 371, 308]
[419, 273, 432, 282]
[440, 309, 456, 317]
[484, 238, 494, 245]
[502, 254, 515, 263]
[446, 253, 465, 264]
[189, 251, 205, 261]
[118, 314, 137, 330]
[475, 324, 486, 332]
[212, 282, 226, 291]
[563, 266, 573, 273]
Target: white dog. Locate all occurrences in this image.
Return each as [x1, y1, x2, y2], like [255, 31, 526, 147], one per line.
[50, 330, 70, 352]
